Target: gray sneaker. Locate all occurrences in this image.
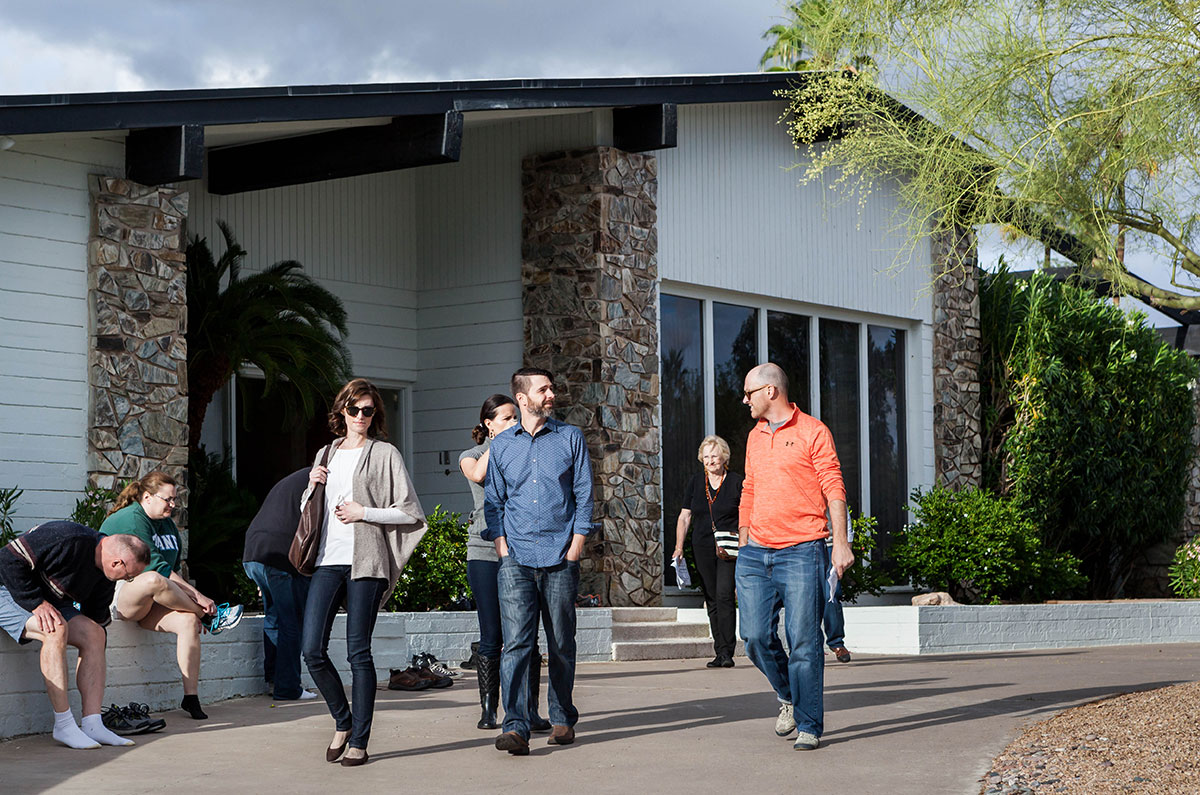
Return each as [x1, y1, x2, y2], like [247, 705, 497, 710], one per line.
[774, 702, 795, 737]
[794, 731, 820, 750]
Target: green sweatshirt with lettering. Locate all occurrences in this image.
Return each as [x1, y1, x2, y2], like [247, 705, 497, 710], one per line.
[99, 502, 182, 577]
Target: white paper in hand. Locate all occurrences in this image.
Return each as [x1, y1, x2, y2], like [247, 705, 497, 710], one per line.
[827, 566, 839, 603]
[674, 556, 692, 588]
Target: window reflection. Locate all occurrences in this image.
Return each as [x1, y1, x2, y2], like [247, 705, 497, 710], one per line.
[768, 310, 811, 414]
[819, 319, 861, 514]
[868, 326, 906, 560]
[713, 302, 758, 474]
[660, 294, 704, 586]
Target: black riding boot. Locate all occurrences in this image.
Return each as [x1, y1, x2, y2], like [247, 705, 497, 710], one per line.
[528, 650, 552, 732]
[476, 654, 500, 730]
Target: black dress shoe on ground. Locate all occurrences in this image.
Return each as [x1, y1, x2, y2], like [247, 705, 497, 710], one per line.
[495, 731, 530, 755]
[706, 656, 723, 668]
[340, 750, 369, 767]
[720, 655, 735, 668]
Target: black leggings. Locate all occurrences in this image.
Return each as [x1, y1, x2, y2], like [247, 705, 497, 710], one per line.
[692, 532, 737, 658]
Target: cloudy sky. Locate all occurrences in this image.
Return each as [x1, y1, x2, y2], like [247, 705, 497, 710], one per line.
[0, 0, 786, 95]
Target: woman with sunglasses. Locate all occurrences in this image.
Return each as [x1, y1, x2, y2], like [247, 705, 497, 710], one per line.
[100, 470, 244, 720]
[301, 378, 428, 767]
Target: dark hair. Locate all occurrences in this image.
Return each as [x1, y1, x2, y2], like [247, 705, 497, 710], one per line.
[510, 367, 554, 398]
[472, 394, 518, 444]
[328, 378, 387, 439]
[108, 471, 177, 517]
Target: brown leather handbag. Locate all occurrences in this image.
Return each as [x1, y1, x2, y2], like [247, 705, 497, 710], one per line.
[289, 444, 332, 576]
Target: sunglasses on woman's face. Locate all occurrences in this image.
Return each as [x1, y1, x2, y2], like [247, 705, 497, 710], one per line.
[345, 405, 376, 418]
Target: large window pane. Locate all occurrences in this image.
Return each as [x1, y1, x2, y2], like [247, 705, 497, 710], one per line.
[713, 302, 758, 475]
[767, 310, 811, 414]
[819, 319, 861, 513]
[868, 326, 907, 559]
[660, 295, 704, 586]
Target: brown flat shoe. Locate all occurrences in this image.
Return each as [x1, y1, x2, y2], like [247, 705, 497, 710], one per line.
[326, 741, 348, 763]
[548, 725, 575, 745]
[387, 669, 433, 691]
[340, 750, 369, 767]
[495, 731, 530, 755]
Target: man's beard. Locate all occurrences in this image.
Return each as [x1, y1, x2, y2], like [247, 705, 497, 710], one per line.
[524, 400, 553, 419]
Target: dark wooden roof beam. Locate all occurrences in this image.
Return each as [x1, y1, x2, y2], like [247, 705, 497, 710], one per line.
[206, 111, 463, 195]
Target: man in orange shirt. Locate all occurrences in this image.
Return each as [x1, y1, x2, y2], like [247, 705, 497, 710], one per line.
[737, 363, 854, 751]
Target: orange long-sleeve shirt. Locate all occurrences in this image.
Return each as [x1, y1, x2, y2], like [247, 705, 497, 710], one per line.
[738, 404, 847, 547]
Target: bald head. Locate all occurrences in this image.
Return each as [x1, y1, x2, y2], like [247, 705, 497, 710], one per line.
[749, 363, 789, 397]
[97, 533, 150, 582]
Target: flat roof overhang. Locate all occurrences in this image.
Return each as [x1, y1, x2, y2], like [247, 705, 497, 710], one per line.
[0, 73, 804, 137]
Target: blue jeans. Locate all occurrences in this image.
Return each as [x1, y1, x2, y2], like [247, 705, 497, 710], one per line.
[243, 561, 310, 699]
[497, 557, 579, 738]
[301, 565, 388, 750]
[822, 545, 846, 650]
[467, 560, 503, 658]
[736, 540, 826, 737]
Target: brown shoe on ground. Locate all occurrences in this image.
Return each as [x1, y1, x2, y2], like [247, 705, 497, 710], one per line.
[548, 725, 575, 745]
[495, 731, 530, 755]
[387, 669, 433, 691]
[832, 646, 852, 663]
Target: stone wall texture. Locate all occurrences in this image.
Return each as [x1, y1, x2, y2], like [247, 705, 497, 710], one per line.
[930, 224, 982, 490]
[87, 177, 190, 511]
[522, 147, 662, 607]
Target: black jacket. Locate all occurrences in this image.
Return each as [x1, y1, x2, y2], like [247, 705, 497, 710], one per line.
[0, 521, 114, 626]
[242, 468, 311, 575]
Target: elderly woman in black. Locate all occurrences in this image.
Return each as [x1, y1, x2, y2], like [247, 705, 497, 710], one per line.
[672, 434, 742, 668]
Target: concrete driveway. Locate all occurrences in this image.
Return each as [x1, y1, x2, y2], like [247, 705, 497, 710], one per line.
[2, 644, 1196, 794]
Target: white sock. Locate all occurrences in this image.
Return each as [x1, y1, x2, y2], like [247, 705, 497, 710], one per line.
[81, 713, 135, 746]
[52, 709, 99, 749]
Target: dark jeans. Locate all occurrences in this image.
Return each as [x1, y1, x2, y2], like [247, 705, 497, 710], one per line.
[467, 559, 503, 658]
[497, 557, 579, 739]
[822, 545, 846, 650]
[692, 531, 737, 658]
[301, 565, 388, 750]
[243, 560, 310, 699]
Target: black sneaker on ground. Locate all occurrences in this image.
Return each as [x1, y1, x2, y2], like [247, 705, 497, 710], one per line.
[125, 702, 167, 733]
[101, 704, 163, 736]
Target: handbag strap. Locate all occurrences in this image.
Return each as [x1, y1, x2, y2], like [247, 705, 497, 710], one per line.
[703, 474, 724, 534]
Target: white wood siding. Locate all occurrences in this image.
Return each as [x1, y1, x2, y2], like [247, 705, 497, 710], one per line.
[658, 102, 934, 324]
[412, 112, 596, 514]
[0, 136, 123, 528]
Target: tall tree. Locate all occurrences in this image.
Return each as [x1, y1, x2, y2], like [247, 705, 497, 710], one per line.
[778, 0, 1200, 309]
[186, 222, 352, 451]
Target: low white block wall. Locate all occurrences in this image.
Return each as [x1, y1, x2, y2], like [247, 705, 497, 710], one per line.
[843, 601, 1200, 654]
[0, 608, 614, 739]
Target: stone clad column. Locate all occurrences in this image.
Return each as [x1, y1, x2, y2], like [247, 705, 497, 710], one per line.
[930, 223, 982, 490]
[87, 176, 190, 514]
[522, 147, 662, 606]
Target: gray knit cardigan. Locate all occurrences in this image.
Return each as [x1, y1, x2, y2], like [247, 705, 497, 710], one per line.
[304, 437, 428, 603]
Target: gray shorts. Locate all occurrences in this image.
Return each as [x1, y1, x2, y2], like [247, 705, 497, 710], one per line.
[0, 585, 80, 645]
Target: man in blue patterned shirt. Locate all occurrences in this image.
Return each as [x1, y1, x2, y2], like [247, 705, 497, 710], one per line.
[483, 367, 594, 755]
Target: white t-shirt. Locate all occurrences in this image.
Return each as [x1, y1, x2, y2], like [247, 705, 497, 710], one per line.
[316, 446, 364, 566]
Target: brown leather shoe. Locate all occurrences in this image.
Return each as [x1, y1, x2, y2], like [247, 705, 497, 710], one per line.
[548, 725, 575, 745]
[495, 731, 530, 755]
[340, 750, 369, 767]
[387, 668, 433, 691]
[832, 646, 852, 663]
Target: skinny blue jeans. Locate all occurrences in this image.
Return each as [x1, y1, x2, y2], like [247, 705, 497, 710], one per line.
[497, 557, 579, 739]
[301, 565, 388, 750]
[243, 560, 310, 699]
[736, 540, 826, 737]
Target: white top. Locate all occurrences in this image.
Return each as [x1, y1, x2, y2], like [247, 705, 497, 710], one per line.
[316, 446, 364, 566]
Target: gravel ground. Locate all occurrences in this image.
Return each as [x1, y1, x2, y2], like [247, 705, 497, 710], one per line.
[980, 681, 1200, 794]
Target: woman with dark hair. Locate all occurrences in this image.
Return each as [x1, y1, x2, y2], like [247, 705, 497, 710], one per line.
[301, 377, 428, 767]
[100, 470, 244, 720]
[458, 394, 551, 733]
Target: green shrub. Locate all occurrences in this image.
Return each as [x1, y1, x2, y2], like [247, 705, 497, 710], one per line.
[385, 506, 470, 612]
[893, 486, 1086, 604]
[70, 484, 120, 530]
[982, 269, 1198, 597]
[187, 448, 259, 600]
[841, 514, 893, 602]
[0, 486, 22, 545]
[1169, 536, 1200, 599]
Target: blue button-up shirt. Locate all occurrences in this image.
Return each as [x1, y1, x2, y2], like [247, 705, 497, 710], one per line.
[482, 418, 594, 567]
